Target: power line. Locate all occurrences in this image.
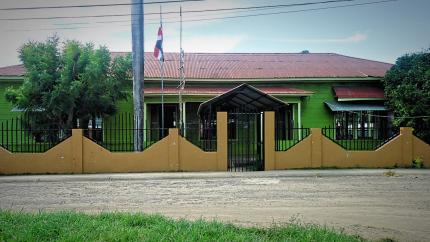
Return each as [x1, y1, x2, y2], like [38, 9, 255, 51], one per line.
[0, 0, 375, 21]
[34, 0, 362, 26]
[346, 110, 430, 119]
[4, 0, 398, 32]
[156, 0, 398, 25]
[0, 0, 205, 11]
[58, 0, 357, 25]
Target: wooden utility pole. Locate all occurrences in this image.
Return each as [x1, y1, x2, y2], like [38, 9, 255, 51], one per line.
[131, 0, 144, 151]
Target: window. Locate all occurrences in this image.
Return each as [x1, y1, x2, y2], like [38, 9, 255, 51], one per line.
[200, 119, 216, 140]
[228, 117, 236, 140]
[88, 117, 102, 129]
[334, 111, 388, 140]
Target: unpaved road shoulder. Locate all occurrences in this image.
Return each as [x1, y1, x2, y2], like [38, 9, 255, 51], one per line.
[1, 169, 429, 241]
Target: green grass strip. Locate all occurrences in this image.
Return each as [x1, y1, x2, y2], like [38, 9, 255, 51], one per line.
[0, 210, 366, 242]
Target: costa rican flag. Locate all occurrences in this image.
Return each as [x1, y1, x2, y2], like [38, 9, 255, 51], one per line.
[154, 26, 164, 62]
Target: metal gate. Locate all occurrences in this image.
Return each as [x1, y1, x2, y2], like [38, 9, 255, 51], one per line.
[228, 112, 264, 171]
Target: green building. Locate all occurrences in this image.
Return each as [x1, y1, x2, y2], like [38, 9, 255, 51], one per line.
[0, 52, 392, 131]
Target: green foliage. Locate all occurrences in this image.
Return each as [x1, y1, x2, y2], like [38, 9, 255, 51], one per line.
[383, 49, 430, 143]
[412, 156, 424, 168]
[0, 211, 365, 242]
[5, 36, 132, 130]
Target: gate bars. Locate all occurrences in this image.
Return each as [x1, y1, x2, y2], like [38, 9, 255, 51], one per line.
[228, 112, 264, 172]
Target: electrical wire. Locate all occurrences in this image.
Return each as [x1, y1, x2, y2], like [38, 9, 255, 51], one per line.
[0, 0, 205, 11]
[4, 0, 398, 32]
[0, 0, 386, 21]
[346, 110, 430, 119]
[51, 0, 362, 26]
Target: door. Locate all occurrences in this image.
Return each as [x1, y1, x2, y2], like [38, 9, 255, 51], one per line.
[228, 112, 264, 171]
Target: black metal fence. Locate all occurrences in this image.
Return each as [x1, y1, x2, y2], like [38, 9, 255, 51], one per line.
[322, 126, 400, 150]
[181, 120, 217, 152]
[413, 121, 430, 144]
[275, 127, 310, 151]
[0, 117, 71, 153]
[83, 113, 167, 152]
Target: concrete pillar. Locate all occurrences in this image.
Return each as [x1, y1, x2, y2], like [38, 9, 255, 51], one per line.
[264, 111, 275, 170]
[168, 128, 180, 171]
[71, 129, 83, 173]
[310, 128, 322, 168]
[216, 112, 228, 171]
[401, 127, 414, 167]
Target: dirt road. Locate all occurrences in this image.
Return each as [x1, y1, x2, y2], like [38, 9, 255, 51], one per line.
[0, 169, 429, 241]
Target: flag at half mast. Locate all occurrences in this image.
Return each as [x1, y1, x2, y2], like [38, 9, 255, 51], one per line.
[154, 26, 164, 62]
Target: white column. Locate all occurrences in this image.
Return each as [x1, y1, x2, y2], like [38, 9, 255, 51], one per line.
[298, 102, 302, 139]
[182, 102, 186, 137]
[143, 103, 147, 142]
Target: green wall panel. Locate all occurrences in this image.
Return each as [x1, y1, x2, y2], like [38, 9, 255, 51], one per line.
[291, 83, 336, 128]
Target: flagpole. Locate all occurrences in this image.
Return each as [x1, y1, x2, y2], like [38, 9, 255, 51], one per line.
[178, 2, 185, 135]
[160, 5, 165, 136]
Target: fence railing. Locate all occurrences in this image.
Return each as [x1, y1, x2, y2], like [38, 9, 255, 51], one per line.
[322, 126, 400, 150]
[181, 122, 217, 152]
[82, 113, 168, 152]
[0, 117, 71, 153]
[84, 127, 168, 152]
[275, 127, 310, 151]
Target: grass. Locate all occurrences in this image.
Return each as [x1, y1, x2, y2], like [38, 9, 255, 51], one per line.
[0, 210, 366, 242]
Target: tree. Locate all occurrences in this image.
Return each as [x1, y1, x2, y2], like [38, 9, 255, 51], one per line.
[5, 36, 132, 132]
[383, 49, 430, 143]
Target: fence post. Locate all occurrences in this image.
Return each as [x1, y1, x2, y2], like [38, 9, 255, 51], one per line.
[401, 127, 414, 167]
[310, 128, 322, 168]
[264, 111, 275, 170]
[71, 129, 83, 173]
[168, 128, 180, 171]
[216, 112, 228, 171]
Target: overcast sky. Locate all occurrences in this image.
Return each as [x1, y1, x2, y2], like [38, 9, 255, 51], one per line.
[0, 0, 429, 67]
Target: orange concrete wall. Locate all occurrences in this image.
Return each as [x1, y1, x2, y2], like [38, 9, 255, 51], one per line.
[413, 136, 430, 167]
[273, 127, 430, 169]
[83, 135, 171, 173]
[0, 113, 228, 174]
[1, 112, 429, 174]
[179, 112, 227, 171]
[0, 139, 74, 174]
[321, 133, 404, 168]
[0, 129, 82, 174]
[179, 136, 218, 171]
[275, 135, 313, 169]
[264, 112, 276, 170]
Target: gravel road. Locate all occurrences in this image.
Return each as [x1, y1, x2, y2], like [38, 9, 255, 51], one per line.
[0, 169, 429, 241]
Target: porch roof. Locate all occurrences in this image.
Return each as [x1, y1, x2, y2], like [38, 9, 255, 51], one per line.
[325, 101, 388, 112]
[333, 86, 385, 100]
[198, 84, 288, 115]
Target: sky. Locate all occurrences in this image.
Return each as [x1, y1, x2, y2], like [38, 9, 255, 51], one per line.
[0, 0, 429, 67]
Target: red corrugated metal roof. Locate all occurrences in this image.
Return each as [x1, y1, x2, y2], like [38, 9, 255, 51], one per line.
[333, 86, 385, 99]
[144, 86, 312, 95]
[0, 52, 392, 78]
[0, 65, 26, 76]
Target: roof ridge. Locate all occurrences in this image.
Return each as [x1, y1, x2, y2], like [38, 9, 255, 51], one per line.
[334, 53, 394, 65]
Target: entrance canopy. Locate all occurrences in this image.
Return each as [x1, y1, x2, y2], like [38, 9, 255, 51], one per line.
[198, 84, 288, 115]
